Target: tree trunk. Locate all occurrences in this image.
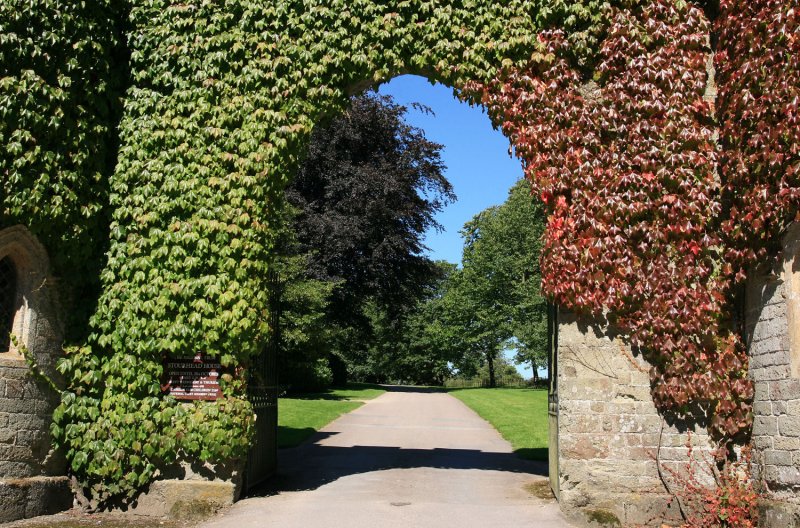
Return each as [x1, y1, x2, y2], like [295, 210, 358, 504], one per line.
[329, 354, 348, 387]
[532, 362, 539, 383]
[487, 351, 496, 388]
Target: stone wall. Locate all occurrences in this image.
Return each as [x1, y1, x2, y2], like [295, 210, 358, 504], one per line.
[0, 225, 71, 522]
[745, 223, 800, 527]
[556, 312, 714, 527]
[0, 359, 64, 478]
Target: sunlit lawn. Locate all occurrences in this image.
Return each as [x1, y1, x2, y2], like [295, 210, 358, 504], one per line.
[278, 384, 386, 448]
[448, 387, 549, 461]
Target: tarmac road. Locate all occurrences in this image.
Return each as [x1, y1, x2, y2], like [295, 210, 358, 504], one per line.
[201, 387, 575, 528]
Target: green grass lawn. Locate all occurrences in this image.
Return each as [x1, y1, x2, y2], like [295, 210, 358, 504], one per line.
[448, 387, 549, 461]
[278, 384, 386, 448]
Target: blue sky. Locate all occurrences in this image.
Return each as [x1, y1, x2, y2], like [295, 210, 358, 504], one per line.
[377, 75, 539, 380]
[377, 75, 523, 265]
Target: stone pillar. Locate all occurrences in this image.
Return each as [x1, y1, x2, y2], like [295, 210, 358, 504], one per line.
[0, 226, 71, 522]
[746, 223, 800, 527]
[556, 312, 714, 527]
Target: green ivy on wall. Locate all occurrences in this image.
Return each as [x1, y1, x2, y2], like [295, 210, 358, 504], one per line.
[6, 0, 796, 506]
[0, 0, 125, 339]
[4, 0, 607, 504]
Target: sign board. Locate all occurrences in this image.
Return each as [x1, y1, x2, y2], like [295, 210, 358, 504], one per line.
[161, 353, 223, 401]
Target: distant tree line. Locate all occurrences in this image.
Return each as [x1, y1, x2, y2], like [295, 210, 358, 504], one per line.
[273, 92, 547, 391]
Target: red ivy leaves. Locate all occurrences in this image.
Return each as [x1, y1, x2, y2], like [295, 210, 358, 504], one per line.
[464, 0, 754, 439]
[717, 0, 800, 272]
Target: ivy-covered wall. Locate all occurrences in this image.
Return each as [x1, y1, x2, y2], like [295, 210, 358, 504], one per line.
[465, 1, 754, 440]
[0, 0, 125, 338]
[2, 0, 798, 510]
[3, 0, 611, 504]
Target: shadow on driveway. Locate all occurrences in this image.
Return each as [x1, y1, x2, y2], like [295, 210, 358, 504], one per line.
[247, 435, 548, 498]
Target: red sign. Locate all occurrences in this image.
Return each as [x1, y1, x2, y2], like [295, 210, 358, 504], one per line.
[161, 353, 222, 401]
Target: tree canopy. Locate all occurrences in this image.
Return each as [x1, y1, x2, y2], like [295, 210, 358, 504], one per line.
[277, 100, 549, 390]
[278, 92, 454, 388]
[433, 179, 548, 386]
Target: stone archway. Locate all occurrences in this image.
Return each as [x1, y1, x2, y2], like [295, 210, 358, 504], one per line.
[57, 1, 609, 509]
[7, 1, 773, 526]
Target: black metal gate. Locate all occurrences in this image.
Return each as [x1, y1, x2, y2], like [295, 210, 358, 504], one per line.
[547, 303, 560, 500]
[244, 272, 280, 491]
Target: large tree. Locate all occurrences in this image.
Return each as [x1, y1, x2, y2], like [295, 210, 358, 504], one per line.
[272, 205, 338, 392]
[360, 260, 458, 385]
[491, 179, 548, 380]
[436, 179, 548, 386]
[283, 92, 454, 384]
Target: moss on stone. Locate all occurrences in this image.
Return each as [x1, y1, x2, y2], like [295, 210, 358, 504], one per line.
[585, 508, 621, 527]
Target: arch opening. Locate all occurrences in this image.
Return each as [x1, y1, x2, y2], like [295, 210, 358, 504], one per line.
[273, 72, 543, 390]
[0, 257, 17, 353]
[0, 225, 55, 361]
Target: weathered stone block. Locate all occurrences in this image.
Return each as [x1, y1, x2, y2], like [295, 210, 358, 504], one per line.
[590, 401, 606, 413]
[624, 433, 644, 447]
[779, 415, 800, 437]
[755, 380, 771, 402]
[8, 444, 32, 460]
[753, 400, 773, 416]
[760, 499, 800, 528]
[769, 379, 800, 401]
[128, 479, 237, 519]
[4, 379, 25, 399]
[774, 436, 800, 451]
[765, 449, 794, 466]
[607, 401, 637, 414]
[0, 365, 28, 379]
[752, 364, 793, 382]
[0, 461, 34, 478]
[656, 447, 692, 462]
[612, 386, 651, 402]
[755, 415, 779, 436]
[561, 414, 607, 434]
[0, 429, 13, 444]
[0, 398, 37, 414]
[622, 494, 683, 527]
[766, 464, 800, 486]
[760, 302, 788, 324]
[34, 398, 58, 415]
[561, 435, 610, 460]
[0, 476, 71, 523]
[751, 348, 791, 369]
[7, 412, 46, 431]
[641, 433, 662, 448]
[561, 490, 682, 528]
[612, 414, 660, 434]
[564, 378, 614, 400]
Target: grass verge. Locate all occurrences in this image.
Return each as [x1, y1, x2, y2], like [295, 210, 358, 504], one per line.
[448, 387, 549, 461]
[278, 384, 386, 448]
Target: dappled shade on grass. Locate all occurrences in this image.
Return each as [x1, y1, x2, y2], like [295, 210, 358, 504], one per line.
[448, 388, 548, 461]
[278, 384, 387, 448]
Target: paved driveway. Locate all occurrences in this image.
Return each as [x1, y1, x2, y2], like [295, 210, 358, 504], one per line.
[202, 387, 575, 528]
